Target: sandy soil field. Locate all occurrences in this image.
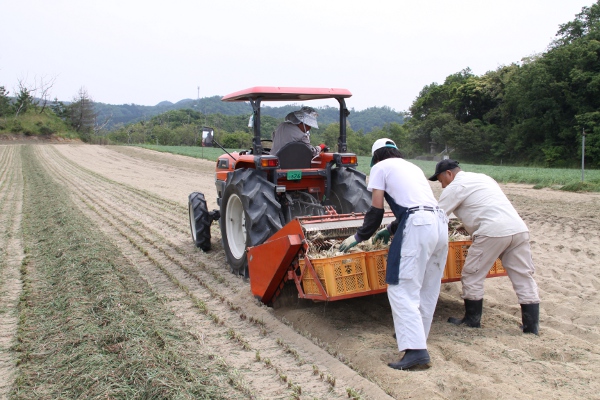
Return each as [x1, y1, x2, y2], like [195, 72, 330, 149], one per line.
[1, 143, 599, 399]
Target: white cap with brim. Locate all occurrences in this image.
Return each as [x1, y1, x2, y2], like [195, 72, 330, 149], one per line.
[285, 106, 319, 129]
[370, 138, 397, 166]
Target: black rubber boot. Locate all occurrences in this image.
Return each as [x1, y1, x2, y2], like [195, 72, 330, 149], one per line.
[388, 349, 431, 370]
[448, 299, 483, 328]
[521, 303, 539, 335]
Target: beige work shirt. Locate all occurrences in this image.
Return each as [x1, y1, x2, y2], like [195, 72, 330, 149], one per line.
[438, 171, 528, 237]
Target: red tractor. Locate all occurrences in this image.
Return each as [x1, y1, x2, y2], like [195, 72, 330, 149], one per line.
[189, 87, 373, 276]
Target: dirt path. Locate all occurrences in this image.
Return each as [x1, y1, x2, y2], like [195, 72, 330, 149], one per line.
[2, 143, 600, 399]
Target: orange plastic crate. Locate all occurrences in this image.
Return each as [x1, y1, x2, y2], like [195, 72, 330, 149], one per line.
[444, 240, 506, 282]
[364, 241, 506, 286]
[300, 252, 370, 297]
[301, 240, 506, 297]
[365, 249, 388, 290]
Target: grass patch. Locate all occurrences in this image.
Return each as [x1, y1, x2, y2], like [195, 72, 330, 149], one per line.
[407, 161, 600, 191]
[13, 145, 239, 399]
[136, 144, 229, 162]
[559, 181, 600, 192]
[134, 145, 600, 191]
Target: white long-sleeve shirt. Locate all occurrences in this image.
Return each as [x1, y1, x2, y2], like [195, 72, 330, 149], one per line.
[438, 171, 528, 237]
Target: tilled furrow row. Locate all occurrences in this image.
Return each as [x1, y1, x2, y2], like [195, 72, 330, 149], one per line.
[38, 147, 241, 295]
[38, 149, 205, 279]
[34, 146, 351, 399]
[46, 146, 181, 215]
[0, 145, 24, 398]
[0, 147, 14, 189]
[0, 146, 21, 271]
[0, 147, 17, 221]
[36, 147, 231, 296]
[40, 147, 185, 237]
[43, 146, 188, 235]
[43, 149, 238, 285]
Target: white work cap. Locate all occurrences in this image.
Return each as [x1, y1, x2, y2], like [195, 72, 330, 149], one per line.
[371, 138, 397, 155]
[371, 138, 398, 166]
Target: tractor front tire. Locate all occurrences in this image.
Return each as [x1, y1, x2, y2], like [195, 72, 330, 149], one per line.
[220, 169, 284, 276]
[329, 167, 371, 214]
[189, 192, 212, 251]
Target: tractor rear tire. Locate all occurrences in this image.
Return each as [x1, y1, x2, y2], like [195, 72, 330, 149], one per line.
[189, 192, 212, 251]
[220, 169, 284, 276]
[329, 167, 371, 214]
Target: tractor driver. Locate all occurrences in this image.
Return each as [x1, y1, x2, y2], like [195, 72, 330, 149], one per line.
[270, 106, 327, 157]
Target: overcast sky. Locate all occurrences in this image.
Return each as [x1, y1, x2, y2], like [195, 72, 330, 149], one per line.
[1, 0, 592, 112]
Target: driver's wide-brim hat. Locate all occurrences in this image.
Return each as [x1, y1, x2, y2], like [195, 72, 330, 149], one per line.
[285, 106, 319, 129]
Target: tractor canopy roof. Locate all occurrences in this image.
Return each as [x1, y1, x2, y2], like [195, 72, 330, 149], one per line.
[222, 86, 352, 102]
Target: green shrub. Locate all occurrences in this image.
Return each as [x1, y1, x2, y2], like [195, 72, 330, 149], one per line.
[39, 125, 55, 135]
[11, 120, 23, 133]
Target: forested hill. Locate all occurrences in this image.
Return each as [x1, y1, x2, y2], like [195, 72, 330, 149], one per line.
[94, 96, 404, 133]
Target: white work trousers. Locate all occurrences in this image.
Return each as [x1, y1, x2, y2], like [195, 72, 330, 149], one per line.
[388, 209, 448, 351]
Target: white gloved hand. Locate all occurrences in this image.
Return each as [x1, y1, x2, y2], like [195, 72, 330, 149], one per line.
[339, 235, 358, 252]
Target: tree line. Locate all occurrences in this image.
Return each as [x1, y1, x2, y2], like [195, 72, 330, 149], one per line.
[405, 1, 600, 167]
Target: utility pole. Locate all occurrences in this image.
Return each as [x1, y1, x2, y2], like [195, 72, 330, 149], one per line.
[197, 85, 206, 125]
[581, 128, 586, 182]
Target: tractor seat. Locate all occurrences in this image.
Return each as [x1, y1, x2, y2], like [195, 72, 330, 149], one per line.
[276, 142, 313, 169]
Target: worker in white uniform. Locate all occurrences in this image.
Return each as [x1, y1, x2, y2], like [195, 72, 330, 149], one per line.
[340, 138, 449, 370]
[269, 106, 327, 157]
[429, 159, 540, 334]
